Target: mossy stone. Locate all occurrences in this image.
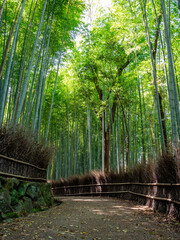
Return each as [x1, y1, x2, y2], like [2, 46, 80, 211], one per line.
[0, 177, 7, 186]
[33, 196, 46, 209]
[26, 184, 38, 199]
[0, 188, 12, 213]
[12, 178, 19, 188]
[0, 178, 54, 220]
[22, 197, 33, 214]
[0, 210, 6, 221]
[18, 182, 29, 197]
[14, 200, 23, 213]
[36, 183, 42, 197]
[11, 189, 18, 206]
[41, 184, 54, 207]
[5, 178, 14, 192]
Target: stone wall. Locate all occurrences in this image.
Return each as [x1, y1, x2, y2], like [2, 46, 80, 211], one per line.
[0, 177, 54, 222]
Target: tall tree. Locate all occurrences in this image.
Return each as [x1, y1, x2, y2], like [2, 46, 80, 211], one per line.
[74, 23, 133, 171]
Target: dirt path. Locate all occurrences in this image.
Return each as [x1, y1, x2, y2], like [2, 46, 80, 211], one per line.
[0, 197, 180, 240]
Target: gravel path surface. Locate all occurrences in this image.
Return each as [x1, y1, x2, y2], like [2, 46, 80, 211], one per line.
[0, 196, 180, 240]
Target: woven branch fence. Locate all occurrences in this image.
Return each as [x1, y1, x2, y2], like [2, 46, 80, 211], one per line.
[0, 154, 47, 182]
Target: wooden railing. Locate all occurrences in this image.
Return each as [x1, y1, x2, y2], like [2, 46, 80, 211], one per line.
[0, 154, 47, 182]
[52, 182, 180, 205]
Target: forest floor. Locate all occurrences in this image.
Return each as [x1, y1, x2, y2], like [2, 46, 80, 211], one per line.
[0, 196, 180, 240]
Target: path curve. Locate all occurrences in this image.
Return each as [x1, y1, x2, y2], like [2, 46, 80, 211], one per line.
[1, 197, 180, 239]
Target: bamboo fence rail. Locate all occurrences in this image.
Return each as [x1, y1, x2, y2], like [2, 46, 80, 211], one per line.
[55, 190, 180, 205]
[0, 154, 46, 170]
[52, 182, 180, 190]
[53, 182, 180, 205]
[0, 154, 47, 181]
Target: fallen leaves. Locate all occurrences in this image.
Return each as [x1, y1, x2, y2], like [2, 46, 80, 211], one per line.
[1, 197, 180, 240]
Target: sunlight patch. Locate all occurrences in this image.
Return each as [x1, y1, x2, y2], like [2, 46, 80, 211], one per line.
[72, 198, 109, 202]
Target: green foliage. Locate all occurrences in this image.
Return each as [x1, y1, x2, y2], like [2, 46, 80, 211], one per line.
[0, 0, 179, 178]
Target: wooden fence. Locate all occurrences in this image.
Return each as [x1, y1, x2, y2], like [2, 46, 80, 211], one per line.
[0, 154, 47, 182]
[52, 182, 180, 206]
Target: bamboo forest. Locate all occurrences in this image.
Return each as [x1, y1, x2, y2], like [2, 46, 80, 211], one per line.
[0, 0, 179, 178]
[1, 0, 180, 238]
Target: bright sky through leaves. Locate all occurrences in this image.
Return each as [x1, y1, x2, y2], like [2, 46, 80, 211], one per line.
[99, 0, 111, 8]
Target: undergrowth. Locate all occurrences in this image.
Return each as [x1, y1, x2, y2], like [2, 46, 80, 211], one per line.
[52, 149, 180, 188]
[52, 150, 180, 219]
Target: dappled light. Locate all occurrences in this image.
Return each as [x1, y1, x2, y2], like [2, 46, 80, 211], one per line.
[69, 197, 152, 217]
[130, 206, 152, 211]
[53, 154, 180, 219]
[1, 196, 180, 239]
[72, 198, 109, 202]
[91, 204, 145, 216]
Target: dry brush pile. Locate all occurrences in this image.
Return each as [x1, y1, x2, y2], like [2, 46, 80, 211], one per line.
[0, 125, 54, 170]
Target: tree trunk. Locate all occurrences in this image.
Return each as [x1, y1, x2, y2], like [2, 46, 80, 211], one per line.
[161, 0, 180, 144]
[138, 78, 146, 163]
[143, 0, 165, 150]
[45, 0, 70, 141]
[0, 2, 20, 81]
[152, 0, 177, 146]
[14, 0, 48, 125]
[122, 114, 125, 172]
[159, 92, 168, 148]
[0, 0, 6, 20]
[104, 130, 110, 172]
[178, 0, 180, 18]
[0, 0, 25, 125]
[116, 108, 120, 173]
[12, 0, 37, 126]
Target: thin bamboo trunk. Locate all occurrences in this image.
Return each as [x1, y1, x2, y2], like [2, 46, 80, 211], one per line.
[161, 0, 180, 144]
[178, 0, 180, 18]
[32, 5, 54, 132]
[0, 0, 6, 21]
[87, 106, 92, 172]
[138, 79, 146, 163]
[14, 0, 48, 125]
[143, 0, 165, 150]
[116, 108, 120, 173]
[152, 0, 177, 147]
[0, 1, 21, 81]
[45, 0, 71, 142]
[0, 0, 25, 125]
[122, 113, 125, 172]
[11, 0, 38, 125]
